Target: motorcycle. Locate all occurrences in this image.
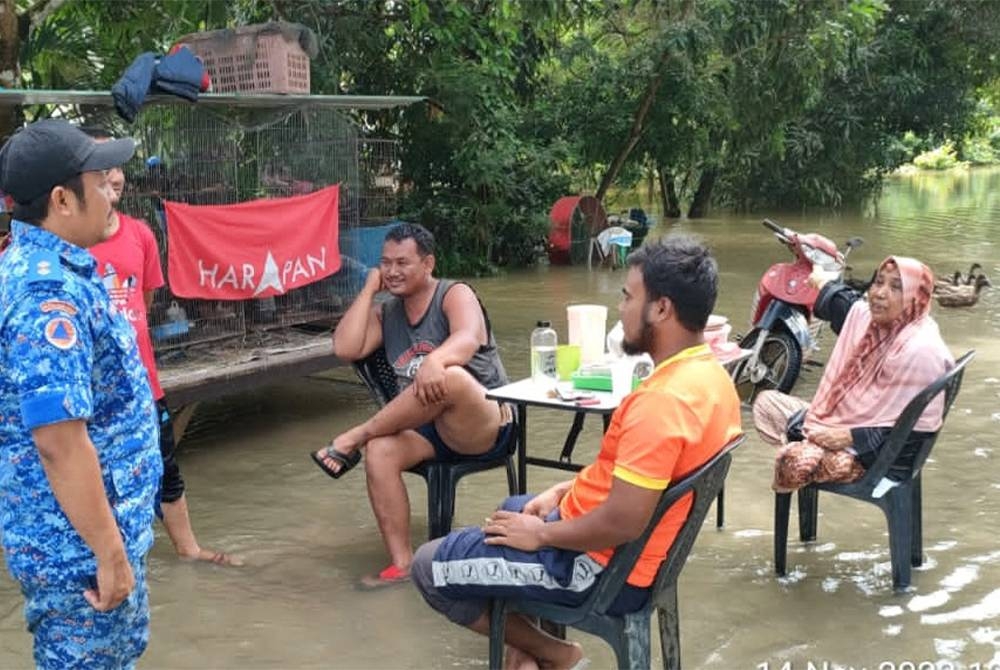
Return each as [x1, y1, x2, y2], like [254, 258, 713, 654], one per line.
[732, 219, 863, 403]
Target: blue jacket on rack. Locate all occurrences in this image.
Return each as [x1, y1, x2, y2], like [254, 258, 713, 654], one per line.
[112, 47, 206, 123]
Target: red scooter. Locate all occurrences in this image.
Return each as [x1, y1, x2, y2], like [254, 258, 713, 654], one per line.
[732, 219, 863, 402]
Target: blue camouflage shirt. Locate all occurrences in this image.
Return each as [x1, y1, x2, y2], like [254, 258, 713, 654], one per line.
[0, 220, 161, 588]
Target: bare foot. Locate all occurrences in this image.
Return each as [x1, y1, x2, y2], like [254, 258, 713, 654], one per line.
[538, 641, 585, 670]
[311, 444, 354, 475]
[179, 548, 244, 567]
[504, 645, 540, 670]
[310, 439, 364, 479]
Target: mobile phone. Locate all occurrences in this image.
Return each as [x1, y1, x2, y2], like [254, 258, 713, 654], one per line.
[554, 387, 594, 402]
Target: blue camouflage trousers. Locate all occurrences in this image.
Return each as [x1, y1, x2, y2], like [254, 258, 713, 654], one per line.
[21, 559, 149, 670]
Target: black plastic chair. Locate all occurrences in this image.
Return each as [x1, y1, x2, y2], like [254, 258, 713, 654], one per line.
[488, 434, 745, 670]
[774, 350, 974, 590]
[352, 347, 518, 539]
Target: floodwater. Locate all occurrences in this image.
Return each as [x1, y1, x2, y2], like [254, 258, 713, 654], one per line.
[2, 168, 999, 669]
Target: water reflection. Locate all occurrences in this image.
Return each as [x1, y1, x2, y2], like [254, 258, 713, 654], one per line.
[1, 170, 998, 668]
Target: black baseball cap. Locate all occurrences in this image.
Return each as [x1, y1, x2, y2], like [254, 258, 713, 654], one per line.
[0, 119, 135, 204]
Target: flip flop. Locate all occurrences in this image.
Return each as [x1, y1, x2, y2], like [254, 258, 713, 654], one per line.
[358, 564, 410, 590]
[310, 444, 362, 479]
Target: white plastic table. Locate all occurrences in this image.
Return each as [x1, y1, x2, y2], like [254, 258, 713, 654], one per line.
[486, 379, 620, 493]
[487, 349, 752, 493]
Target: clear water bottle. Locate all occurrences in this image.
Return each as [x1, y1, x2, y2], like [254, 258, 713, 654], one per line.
[530, 320, 558, 387]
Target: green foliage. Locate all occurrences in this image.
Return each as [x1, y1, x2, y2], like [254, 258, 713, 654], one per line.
[13, 0, 578, 272]
[13, 0, 1000, 263]
[544, 0, 1000, 213]
[262, 0, 579, 273]
[958, 137, 999, 166]
[397, 58, 571, 273]
[990, 128, 1000, 153]
[728, 0, 1000, 208]
[912, 142, 966, 170]
[17, 1, 231, 90]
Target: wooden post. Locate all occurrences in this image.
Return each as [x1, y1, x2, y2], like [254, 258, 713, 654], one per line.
[171, 402, 200, 446]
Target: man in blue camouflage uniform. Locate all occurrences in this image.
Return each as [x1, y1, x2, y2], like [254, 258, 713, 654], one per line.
[0, 120, 162, 669]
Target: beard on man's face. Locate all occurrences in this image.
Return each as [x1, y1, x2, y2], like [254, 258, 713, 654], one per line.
[622, 310, 653, 356]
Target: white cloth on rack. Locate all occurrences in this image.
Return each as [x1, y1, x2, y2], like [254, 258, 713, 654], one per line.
[596, 226, 632, 256]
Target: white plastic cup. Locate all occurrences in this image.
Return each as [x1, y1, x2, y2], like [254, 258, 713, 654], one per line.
[566, 304, 608, 365]
[704, 323, 732, 350]
[611, 358, 635, 399]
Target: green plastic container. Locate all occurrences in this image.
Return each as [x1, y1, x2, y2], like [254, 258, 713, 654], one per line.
[572, 364, 641, 392]
[571, 369, 612, 392]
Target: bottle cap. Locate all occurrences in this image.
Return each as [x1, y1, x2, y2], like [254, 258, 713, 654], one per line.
[536, 320, 551, 328]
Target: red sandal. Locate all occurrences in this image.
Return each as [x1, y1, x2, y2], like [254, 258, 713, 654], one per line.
[358, 564, 410, 590]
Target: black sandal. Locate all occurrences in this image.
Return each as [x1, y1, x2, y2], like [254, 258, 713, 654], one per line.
[310, 445, 362, 479]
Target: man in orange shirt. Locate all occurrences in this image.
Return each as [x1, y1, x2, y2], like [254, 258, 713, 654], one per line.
[411, 235, 742, 669]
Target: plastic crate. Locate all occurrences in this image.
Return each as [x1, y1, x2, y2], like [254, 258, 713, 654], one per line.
[179, 25, 310, 94]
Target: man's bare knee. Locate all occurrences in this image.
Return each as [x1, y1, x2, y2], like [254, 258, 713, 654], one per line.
[441, 366, 488, 404]
[445, 364, 479, 386]
[365, 432, 435, 478]
[366, 436, 405, 472]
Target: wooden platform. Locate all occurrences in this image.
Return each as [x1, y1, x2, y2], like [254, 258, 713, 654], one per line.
[159, 328, 344, 409]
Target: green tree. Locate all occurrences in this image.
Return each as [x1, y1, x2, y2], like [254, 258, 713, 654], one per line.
[8, 0, 1000, 262]
[6, 0, 583, 272]
[719, 0, 1000, 209]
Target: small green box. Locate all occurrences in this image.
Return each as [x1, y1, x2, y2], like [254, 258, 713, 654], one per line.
[572, 364, 641, 392]
[572, 370, 612, 392]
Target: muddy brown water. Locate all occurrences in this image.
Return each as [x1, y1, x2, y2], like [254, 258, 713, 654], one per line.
[2, 169, 999, 668]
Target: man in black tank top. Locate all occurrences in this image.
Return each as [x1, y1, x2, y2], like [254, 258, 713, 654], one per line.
[310, 223, 512, 588]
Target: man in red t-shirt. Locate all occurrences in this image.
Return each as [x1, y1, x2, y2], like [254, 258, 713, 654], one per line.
[85, 127, 238, 566]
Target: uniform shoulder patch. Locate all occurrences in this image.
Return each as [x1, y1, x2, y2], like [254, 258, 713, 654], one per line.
[26, 250, 64, 284]
[44, 316, 78, 350]
[40, 299, 79, 316]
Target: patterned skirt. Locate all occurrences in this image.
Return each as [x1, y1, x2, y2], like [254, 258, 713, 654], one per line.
[752, 390, 864, 492]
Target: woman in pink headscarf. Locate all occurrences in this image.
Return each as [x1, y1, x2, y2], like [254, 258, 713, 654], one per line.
[752, 256, 954, 491]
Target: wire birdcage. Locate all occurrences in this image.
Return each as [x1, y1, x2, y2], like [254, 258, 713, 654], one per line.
[359, 138, 401, 225]
[1, 87, 419, 400]
[112, 104, 398, 361]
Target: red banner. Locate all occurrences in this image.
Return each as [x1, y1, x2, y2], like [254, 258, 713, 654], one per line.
[164, 185, 341, 299]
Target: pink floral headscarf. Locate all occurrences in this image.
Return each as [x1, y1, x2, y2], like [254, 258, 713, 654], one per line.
[807, 256, 953, 432]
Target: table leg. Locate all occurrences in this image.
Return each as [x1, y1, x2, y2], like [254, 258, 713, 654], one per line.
[558, 412, 587, 463]
[517, 403, 528, 494]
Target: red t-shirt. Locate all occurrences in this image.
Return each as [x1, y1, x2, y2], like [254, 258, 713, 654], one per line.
[90, 213, 166, 399]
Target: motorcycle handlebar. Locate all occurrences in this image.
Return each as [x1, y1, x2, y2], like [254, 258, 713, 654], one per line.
[762, 218, 793, 247]
[761, 219, 784, 234]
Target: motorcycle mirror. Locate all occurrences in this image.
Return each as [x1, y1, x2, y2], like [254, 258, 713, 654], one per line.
[845, 236, 864, 249]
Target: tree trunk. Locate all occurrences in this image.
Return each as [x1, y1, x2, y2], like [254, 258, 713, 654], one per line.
[644, 163, 656, 209]
[687, 169, 716, 219]
[594, 0, 694, 203]
[658, 167, 681, 218]
[0, 0, 19, 142]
